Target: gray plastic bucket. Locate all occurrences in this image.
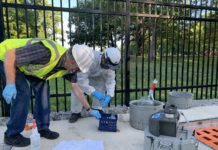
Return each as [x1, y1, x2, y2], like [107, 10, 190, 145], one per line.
[130, 98, 164, 131]
[167, 91, 193, 109]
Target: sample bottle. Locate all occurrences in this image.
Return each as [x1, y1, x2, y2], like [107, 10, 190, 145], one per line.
[148, 79, 158, 100]
[30, 119, 40, 150]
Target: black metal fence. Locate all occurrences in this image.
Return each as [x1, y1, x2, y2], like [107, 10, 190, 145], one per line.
[0, 0, 218, 116]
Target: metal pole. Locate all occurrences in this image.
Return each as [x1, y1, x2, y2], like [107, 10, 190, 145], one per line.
[0, 0, 7, 117]
[0, 0, 5, 42]
[125, 0, 130, 106]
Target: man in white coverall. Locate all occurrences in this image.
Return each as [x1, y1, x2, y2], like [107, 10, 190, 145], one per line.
[69, 47, 121, 123]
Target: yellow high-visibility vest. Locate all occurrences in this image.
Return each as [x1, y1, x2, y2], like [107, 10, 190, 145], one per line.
[0, 38, 69, 80]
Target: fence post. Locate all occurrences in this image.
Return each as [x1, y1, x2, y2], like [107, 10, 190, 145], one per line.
[0, 0, 7, 117]
[125, 0, 130, 106]
[0, 0, 3, 117]
[0, 0, 4, 42]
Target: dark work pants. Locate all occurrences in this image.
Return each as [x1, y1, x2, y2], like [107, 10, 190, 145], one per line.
[0, 61, 50, 136]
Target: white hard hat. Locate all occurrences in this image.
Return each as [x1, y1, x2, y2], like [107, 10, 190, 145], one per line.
[72, 44, 94, 73]
[105, 47, 121, 64]
[103, 47, 121, 70]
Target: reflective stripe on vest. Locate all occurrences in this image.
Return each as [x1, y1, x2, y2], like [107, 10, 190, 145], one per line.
[23, 38, 60, 77]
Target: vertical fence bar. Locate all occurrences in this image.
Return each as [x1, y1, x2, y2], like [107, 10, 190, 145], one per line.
[15, 0, 19, 38]
[141, 4, 145, 97]
[121, 15, 124, 106]
[84, 0, 87, 45]
[148, 3, 151, 91]
[135, 4, 139, 99]
[181, 0, 187, 90]
[66, 0, 72, 112]
[113, 1, 118, 106]
[60, 0, 67, 111]
[176, 2, 180, 90]
[186, 0, 191, 92]
[113, 1, 116, 48]
[210, 3, 215, 97]
[99, 1, 102, 51]
[60, 0, 64, 45]
[92, 0, 95, 48]
[153, 4, 157, 80]
[215, 0, 218, 99]
[5, 0, 9, 38]
[201, 6, 207, 99]
[205, 7, 212, 99]
[24, 0, 29, 38]
[68, 0, 71, 44]
[34, 0, 38, 37]
[196, 0, 203, 99]
[210, 21, 216, 98]
[159, 16, 163, 100]
[0, 0, 10, 117]
[191, 0, 197, 95]
[0, 0, 4, 117]
[170, 1, 175, 91]
[164, 2, 169, 102]
[43, 0, 47, 38]
[0, 0, 4, 41]
[0, 78, 3, 116]
[55, 79, 59, 112]
[52, 0, 55, 40]
[125, 0, 130, 106]
[215, 23, 218, 98]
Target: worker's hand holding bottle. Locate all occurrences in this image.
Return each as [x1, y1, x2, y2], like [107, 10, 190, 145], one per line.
[2, 83, 17, 104]
[91, 91, 104, 101]
[102, 95, 111, 108]
[89, 109, 101, 119]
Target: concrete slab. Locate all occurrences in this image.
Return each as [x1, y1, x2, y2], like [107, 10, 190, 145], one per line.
[1, 104, 217, 150]
[0, 117, 213, 150]
[179, 105, 218, 122]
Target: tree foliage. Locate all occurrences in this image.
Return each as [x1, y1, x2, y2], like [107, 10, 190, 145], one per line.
[3, 0, 61, 39]
[67, 0, 217, 56]
[67, 0, 124, 48]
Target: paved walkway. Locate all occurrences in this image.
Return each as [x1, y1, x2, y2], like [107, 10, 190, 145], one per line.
[1, 117, 145, 150]
[0, 117, 212, 150]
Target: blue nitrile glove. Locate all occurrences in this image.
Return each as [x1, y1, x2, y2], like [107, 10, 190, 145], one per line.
[91, 91, 105, 101]
[2, 83, 17, 104]
[89, 109, 101, 120]
[102, 95, 111, 108]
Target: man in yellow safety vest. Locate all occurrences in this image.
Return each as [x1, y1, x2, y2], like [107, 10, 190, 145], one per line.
[0, 38, 101, 147]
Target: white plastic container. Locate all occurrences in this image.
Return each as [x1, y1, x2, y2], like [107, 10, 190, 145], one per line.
[30, 119, 40, 150]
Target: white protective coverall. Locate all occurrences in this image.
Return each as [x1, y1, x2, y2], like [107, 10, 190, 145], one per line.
[71, 50, 116, 113]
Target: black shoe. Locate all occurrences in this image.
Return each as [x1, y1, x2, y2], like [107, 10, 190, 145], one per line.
[4, 133, 30, 147]
[69, 113, 81, 123]
[38, 129, 59, 140]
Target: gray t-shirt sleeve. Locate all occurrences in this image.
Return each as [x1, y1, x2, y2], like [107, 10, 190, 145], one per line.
[15, 42, 51, 66]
